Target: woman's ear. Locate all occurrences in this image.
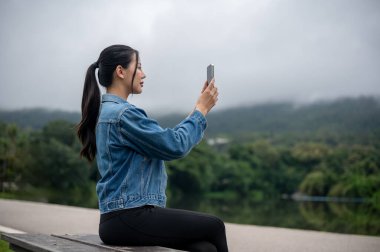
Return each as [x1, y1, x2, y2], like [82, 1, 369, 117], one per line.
[115, 65, 126, 79]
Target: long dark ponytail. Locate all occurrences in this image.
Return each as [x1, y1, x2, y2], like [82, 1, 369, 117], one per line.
[77, 45, 138, 162]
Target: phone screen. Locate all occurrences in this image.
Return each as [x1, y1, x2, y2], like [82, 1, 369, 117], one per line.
[207, 64, 214, 84]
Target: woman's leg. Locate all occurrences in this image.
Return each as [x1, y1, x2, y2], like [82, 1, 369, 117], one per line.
[99, 206, 228, 252]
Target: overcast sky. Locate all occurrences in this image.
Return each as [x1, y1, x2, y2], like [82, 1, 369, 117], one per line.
[0, 0, 379, 114]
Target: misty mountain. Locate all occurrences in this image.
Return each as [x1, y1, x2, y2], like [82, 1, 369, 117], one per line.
[157, 96, 380, 136]
[1, 97, 379, 137]
[0, 108, 81, 129]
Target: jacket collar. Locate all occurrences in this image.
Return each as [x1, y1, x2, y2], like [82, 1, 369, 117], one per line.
[101, 93, 129, 104]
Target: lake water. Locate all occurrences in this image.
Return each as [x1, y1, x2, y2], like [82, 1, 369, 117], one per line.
[168, 197, 380, 236]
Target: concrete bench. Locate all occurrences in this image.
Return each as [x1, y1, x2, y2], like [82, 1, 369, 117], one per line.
[1, 233, 184, 252]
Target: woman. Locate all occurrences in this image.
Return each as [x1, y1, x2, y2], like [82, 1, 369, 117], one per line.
[77, 45, 228, 252]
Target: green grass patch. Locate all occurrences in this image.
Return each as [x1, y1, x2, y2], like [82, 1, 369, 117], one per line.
[0, 239, 14, 252]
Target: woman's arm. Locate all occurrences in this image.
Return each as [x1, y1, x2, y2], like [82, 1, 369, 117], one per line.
[120, 79, 218, 161]
[120, 108, 206, 161]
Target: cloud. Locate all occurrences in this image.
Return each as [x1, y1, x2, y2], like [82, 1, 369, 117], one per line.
[0, 0, 379, 114]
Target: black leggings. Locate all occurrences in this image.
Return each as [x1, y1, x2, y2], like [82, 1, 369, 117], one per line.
[99, 205, 229, 252]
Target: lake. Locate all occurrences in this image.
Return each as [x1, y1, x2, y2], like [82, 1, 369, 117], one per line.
[168, 197, 380, 236]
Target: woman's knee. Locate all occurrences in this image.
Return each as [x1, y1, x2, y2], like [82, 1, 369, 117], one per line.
[186, 241, 217, 252]
[205, 215, 226, 234]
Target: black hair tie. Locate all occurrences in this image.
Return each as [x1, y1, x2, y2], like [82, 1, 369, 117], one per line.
[93, 61, 99, 68]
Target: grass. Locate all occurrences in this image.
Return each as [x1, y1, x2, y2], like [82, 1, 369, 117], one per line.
[0, 239, 14, 252]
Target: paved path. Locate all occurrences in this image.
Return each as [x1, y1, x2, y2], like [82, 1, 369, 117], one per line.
[0, 199, 379, 252]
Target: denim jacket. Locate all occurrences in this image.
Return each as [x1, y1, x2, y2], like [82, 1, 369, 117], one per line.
[95, 94, 207, 214]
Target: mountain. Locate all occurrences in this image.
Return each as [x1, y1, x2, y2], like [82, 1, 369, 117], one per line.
[157, 96, 380, 137]
[1, 97, 379, 137]
[0, 108, 80, 129]
[207, 96, 380, 136]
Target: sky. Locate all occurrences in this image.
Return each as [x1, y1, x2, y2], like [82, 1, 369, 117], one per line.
[0, 0, 379, 114]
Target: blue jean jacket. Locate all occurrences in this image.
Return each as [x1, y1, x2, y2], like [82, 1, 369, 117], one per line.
[96, 94, 207, 214]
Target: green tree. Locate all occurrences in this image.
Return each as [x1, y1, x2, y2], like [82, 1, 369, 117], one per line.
[0, 123, 30, 192]
[211, 160, 254, 198]
[166, 141, 218, 197]
[20, 120, 96, 207]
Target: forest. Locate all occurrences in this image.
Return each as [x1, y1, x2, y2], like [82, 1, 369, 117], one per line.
[0, 96, 379, 212]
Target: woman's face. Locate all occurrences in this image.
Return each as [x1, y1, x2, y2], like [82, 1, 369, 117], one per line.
[125, 53, 146, 94]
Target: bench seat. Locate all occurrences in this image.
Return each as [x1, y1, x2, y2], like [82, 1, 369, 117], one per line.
[1, 233, 184, 252]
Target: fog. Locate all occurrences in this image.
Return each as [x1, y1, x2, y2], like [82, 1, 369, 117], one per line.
[0, 0, 379, 114]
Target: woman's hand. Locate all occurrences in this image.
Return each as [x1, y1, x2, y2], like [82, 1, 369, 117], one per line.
[195, 78, 219, 116]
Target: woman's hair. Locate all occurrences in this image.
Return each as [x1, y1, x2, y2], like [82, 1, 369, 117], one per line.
[77, 45, 139, 162]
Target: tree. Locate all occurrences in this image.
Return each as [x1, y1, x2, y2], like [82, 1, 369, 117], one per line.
[166, 142, 218, 196]
[0, 123, 29, 192]
[19, 120, 96, 207]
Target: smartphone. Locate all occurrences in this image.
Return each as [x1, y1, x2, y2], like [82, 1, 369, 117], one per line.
[207, 64, 214, 85]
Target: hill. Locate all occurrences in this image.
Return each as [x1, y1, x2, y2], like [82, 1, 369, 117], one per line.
[157, 96, 380, 137]
[0, 108, 80, 129]
[1, 96, 380, 138]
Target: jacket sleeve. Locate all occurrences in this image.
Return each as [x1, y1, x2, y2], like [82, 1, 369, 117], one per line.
[119, 107, 207, 161]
